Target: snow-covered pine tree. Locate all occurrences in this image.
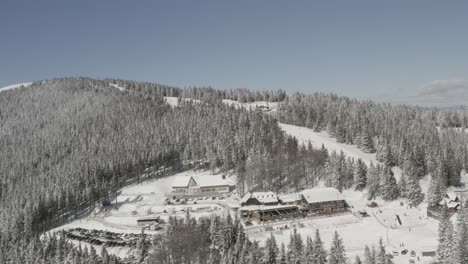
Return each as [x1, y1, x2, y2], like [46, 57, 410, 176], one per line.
[353, 159, 367, 191]
[313, 229, 327, 264]
[406, 177, 424, 206]
[354, 255, 363, 264]
[427, 172, 446, 208]
[303, 236, 315, 264]
[364, 245, 375, 264]
[454, 206, 468, 264]
[279, 243, 287, 264]
[360, 130, 375, 153]
[288, 228, 304, 264]
[376, 238, 386, 264]
[379, 167, 399, 201]
[366, 163, 381, 200]
[264, 233, 278, 264]
[328, 231, 346, 264]
[247, 241, 263, 264]
[437, 209, 455, 264]
[397, 174, 408, 198]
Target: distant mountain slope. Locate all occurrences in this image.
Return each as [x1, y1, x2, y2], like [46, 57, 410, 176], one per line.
[0, 82, 32, 93]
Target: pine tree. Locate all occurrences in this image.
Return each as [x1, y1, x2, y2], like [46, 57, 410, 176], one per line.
[354, 159, 367, 191]
[364, 245, 376, 264]
[303, 236, 315, 264]
[397, 174, 408, 198]
[437, 209, 455, 264]
[354, 256, 363, 264]
[406, 177, 424, 206]
[264, 233, 278, 264]
[376, 238, 386, 264]
[379, 167, 399, 200]
[455, 207, 468, 264]
[360, 131, 375, 153]
[312, 229, 327, 264]
[328, 231, 346, 264]
[279, 243, 287, 264]
[427, 175, 445, 208]
[288, 228, 304, 264]
[366, 163, 381, 200]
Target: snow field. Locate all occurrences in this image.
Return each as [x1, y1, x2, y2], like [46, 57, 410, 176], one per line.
[0, 82, 32, 93]
[53, 170, 236, 235]
[222, 99, 279, 112]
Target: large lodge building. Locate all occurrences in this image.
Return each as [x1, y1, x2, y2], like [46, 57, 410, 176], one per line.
[170, 174, 235, 199]
[239, 188, 348, 222]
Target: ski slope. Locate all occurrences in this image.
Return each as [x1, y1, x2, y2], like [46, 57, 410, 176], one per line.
[279, 123, 377, 166]
[0, 82, 32, 93]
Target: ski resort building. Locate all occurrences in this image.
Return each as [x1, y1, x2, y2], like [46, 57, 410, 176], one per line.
[439, 192, 461, 212]
[170, 175, 234, 198]
[239, 187, 348, 222]
[300, 188, 348, 214]
[240, 192, 279, 206]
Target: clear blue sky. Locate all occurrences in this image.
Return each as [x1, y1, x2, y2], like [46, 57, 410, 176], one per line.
[2, 0, 468, 105]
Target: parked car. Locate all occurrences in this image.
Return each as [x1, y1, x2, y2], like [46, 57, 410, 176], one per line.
[409, 259, 415, 264]
[401, 249, 408, 255]
[410, 250, 416, 257]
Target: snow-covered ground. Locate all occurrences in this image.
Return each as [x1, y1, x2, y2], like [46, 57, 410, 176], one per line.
[274, 121, 441, 263]
[222, 99, 279, 113]
[52, 170, 237, 235]
[246, 193, 438, 264]
[279, 123, 377, 166]
[0, 82, 32, 93]
[164, 96, 202, 107]
[109, 83, 126, 92]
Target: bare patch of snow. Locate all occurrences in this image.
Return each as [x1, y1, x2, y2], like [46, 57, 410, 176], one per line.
[109, 83, 126, 92]
[164, 97, 202, 107]
[222, 99, 279, 113]
[0, 82, 32, 93]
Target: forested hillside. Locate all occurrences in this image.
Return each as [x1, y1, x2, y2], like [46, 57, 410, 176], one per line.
[1, 77, 468, 263]
[0, 78, 329, 262]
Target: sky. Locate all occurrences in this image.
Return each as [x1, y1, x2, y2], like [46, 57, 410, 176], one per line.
[1, 0, 468, 106]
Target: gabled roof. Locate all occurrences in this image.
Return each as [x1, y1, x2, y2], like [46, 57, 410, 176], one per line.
[196, 176, 230, 187]
[240, 192, 253, 205]
[447, 201, 460, 209]
[172, 175, 230, 188]
[447, 192, 459, 201]
[251, 192, 279, 204]
[300, 188, 344, 204]
[172, 176, 194, 187]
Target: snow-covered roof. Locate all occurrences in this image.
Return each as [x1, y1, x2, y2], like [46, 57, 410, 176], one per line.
[251, 192, 278, 204]
[278, 193, 303, 203]
[172, 175, 230, 188]
[240, 192, 252, 205]
[300, 188, 344, 204]
[196, 176, 230, 187]
[239, 204, 298, 212]
[447, 192, 459, 201]
[447, 201, 460, 209]
[172, 176, 192, 187]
